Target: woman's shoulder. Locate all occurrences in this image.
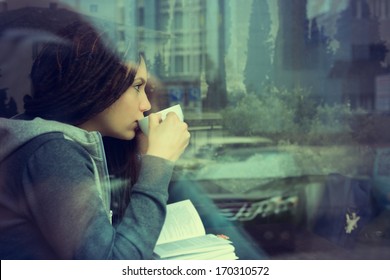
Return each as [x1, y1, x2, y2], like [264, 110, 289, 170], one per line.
[0, 132, 95, 194]
[25, 131, 85, 150]
[25, 132, 92, 160]
[8, 132, 93, 169]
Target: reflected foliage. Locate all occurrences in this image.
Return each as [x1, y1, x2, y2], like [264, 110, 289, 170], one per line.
[0, 69, 18, 118]
[221, 84, 359, 145]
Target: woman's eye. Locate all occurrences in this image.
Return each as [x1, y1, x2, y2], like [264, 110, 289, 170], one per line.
[134, 85, 141, 92]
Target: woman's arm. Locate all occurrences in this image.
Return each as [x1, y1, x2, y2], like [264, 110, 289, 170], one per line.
[23, 137, 173, 259]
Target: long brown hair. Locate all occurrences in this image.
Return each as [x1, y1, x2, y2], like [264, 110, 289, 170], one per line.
[27, 20, 141, 223]
[27, 21, 137, 124]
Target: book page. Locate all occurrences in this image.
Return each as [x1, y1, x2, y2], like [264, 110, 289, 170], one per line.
[154, 234, 233, 258]
[162, 244, 236, 260]
[156, 200, 206, 245]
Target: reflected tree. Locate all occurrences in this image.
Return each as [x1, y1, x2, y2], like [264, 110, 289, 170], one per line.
[0, 68, 18, 118]
[153, 52, 167, 79]
[331, 0, 389, 110]
[204, 54, 227, 110]
[244, 0, 272, 95]
[0, 88, 18, 118]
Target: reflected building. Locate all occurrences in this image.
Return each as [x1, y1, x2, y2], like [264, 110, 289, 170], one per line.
[0, 0, 80, 112]
[0, 0, 129, 112]
[0, 0, 275, 113]
[62, 0, 139, 57]
[244, 0, 273, 96]
[134, 0, 227, 112]
[274, 0, 333, 104]
[135, 0, 275, 111]
[273, 0, 390, 111]
[44, 0, 227, 112]
[8, 0, 385, 113]
[330, 0, 390, 110]
[0, 0, 133, 47]
[135, 0, 209, 111]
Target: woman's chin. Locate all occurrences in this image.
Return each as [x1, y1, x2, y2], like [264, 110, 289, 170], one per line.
[123, 131, 137, 141]
[109, 130, 136, 141]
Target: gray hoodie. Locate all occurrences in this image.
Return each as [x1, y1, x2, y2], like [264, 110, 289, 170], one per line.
[0, 116, 174, 259]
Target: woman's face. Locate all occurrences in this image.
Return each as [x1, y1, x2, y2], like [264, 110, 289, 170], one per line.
[79, 57, 151, 140]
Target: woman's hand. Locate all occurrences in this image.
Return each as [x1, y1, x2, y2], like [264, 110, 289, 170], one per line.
[145, 112, 190, 162]
[136, 131, 149, 155]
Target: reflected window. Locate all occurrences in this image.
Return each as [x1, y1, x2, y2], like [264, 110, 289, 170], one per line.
[89, 4, 98, 13]
[2, 0, 390, 260]
[174, 12, 183, 29]
[138, 6, 144, 26]
[0, 2, 7, 12]
[174, 55, 184, 73]
[49, 2, 57, 10]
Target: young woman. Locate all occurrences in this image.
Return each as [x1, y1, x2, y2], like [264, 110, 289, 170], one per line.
[0, 19, 190, 259]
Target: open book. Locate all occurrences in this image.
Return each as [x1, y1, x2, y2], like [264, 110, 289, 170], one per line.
[153, 200, 238, 260]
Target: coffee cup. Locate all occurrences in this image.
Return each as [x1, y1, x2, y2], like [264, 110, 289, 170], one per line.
[138, 104, 184, 135]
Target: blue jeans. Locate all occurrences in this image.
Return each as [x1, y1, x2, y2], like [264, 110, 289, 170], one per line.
[168, 176, 268, 260]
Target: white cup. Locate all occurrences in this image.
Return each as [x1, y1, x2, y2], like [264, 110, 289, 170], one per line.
[138, 104, 184, 135]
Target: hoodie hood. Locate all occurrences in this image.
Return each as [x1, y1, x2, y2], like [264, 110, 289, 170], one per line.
[0, 115, 111, 215]
[0, 115, 104, 163]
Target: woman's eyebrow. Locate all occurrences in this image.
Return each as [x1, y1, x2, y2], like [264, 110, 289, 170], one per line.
[133, 77, 146, 84]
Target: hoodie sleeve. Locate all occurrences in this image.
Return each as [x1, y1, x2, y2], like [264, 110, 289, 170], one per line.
[22, 137, 173, 259]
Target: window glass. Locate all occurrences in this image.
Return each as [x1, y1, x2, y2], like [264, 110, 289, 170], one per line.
[89, 4, 97, 13]
[1, 0, 390, 260]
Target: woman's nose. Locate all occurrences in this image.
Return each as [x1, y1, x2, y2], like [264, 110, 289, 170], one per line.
[140, 92, 152, 112]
